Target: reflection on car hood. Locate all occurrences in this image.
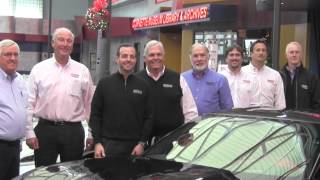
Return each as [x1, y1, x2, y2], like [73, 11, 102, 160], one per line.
[20, 155, 239, 180]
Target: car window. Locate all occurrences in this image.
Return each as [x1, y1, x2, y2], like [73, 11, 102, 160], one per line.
[148, 116, 315, 180]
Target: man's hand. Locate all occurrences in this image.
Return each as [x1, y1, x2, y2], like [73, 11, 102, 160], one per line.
[26, 137, 39, 150]
[85, 138, 94, 151]
[94, 143, 105, 158]
[131, 143, 144, 156]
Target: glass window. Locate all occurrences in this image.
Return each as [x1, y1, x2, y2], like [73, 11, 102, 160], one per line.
[0, 0, 42, 18]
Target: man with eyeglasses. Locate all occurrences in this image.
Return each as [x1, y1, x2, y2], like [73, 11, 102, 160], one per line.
[0, 39, 27, 179]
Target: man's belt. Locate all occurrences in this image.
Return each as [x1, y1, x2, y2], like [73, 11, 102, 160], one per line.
[39, 118, 81, 126]
[0, 139, 20, 146]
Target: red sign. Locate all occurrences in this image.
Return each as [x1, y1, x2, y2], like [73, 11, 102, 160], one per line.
[155, 0, 170, 4]
[132, 4, 210, 30]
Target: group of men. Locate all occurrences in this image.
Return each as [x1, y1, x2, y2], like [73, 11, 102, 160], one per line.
[219, 39, 320, 111]
[1, 26, 320, 179]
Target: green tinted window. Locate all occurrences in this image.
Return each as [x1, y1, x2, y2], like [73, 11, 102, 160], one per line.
[167, 117, 306, 179]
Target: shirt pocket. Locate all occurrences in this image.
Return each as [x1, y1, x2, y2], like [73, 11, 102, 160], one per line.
[70, 79, 82, 97]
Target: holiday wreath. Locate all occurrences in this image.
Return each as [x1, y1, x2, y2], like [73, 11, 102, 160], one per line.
[85, 0, 110, 31]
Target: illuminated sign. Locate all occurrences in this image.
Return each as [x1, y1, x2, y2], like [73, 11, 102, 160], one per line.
[132, 4, 210, 30]
[155, 0, 170, 4]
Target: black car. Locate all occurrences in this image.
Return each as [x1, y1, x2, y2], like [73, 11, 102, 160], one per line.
[16, 110, 320, 179]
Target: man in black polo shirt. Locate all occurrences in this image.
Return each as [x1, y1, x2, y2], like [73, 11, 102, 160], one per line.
[136, 40, 198, 142]
[90, 44, 153, 158]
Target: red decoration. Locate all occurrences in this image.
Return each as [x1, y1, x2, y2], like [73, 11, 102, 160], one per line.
[85, 0, 110, 31]
[92, 0, 107, 12]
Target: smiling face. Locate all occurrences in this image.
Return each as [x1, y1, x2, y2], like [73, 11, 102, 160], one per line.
[0, 44, 20, 75]
[51, 29, 74, 60]
[116, 46, 136, 74]
[251, 42, 267, 65]
[225, 48, 243, 70]
[144, 44, 165, 73]
[190, 44, 209, 72]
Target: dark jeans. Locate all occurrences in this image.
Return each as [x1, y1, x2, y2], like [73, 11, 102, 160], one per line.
[34, 119, 84, 167]
[102, 138, 138, 156]
[0, 139, 20, 180]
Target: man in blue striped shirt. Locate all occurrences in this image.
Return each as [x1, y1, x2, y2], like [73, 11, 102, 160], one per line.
[0, 39, 27, 179]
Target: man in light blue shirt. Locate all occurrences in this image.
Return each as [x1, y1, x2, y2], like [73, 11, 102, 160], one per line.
[182, 43, 233, 115]
[0, 39, 27, 179]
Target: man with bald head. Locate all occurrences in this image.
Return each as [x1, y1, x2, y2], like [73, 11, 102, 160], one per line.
[26, 27, 94, 166]
[280, 41, 320, 111]
[182, 43, 233, 115]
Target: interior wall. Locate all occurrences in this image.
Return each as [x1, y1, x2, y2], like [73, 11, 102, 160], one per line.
[181, 29, 193, 72]
[160, 32, 182, 73]
[43, 0, 89, 20]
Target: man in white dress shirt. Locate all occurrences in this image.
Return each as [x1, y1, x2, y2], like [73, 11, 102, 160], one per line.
[242, 39, 286, 110]
[219, 45, 259, 108]
[26, 27, 94, 167]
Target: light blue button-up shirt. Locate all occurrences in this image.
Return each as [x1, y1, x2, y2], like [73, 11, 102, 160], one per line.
[182, 68, 233, 115]
[0, 68, 27, 141]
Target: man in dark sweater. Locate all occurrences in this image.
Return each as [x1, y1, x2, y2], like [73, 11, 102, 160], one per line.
[89, 44, 153, 158]
[279, 41, 320, 112]
[136, 40, 197, 142]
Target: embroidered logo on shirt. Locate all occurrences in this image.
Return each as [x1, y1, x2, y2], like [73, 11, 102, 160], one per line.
[71, 73, 80, 78]
[206, 81, 214, 85]
[163, 84, 173, 88]
[133, 89, 143, 95]
[301, 84, 308, 90]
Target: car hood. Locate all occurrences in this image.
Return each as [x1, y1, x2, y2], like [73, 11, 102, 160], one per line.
[19, 155, 238, 180]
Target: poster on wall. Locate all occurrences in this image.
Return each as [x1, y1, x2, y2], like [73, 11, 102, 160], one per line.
[205, 40, 218, 71]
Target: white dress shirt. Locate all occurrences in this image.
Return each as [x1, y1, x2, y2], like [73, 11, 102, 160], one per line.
[180, 75, 198, 122]
[219, 68, 259, 108]
[242, 63, 286, 110]
[26, 57, 94, 139]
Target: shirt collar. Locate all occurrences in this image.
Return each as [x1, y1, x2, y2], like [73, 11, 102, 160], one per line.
[285, 65, 298, 80]
[0, 68, 18, 81]
[52, 56, 71, 68]
[146, 66, 165, 81]
[192, 68, 208, 79]
[248, 62, 265, 72]
[227, 67, 242, 76]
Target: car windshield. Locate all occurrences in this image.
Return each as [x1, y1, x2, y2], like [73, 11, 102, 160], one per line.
[145, 115, 320, 180]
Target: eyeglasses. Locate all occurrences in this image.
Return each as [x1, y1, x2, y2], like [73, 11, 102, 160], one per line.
[1, 52, 19, 58]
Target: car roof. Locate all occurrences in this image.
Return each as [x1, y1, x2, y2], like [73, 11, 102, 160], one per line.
[198, 109, 320, 125]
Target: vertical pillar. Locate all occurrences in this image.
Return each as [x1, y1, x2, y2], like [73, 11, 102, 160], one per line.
[47, 0, 52, 58]
[94, 0, 112, 83]
[272, 0, 281, 69]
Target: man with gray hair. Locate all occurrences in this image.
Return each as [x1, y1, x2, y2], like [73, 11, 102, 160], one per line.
[0, 39, 27, 179]
[136, 40, 198, 142]
[181, 43, 233, 115]
[26, 27, 94, 167]
[279, 41, 320, 111]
